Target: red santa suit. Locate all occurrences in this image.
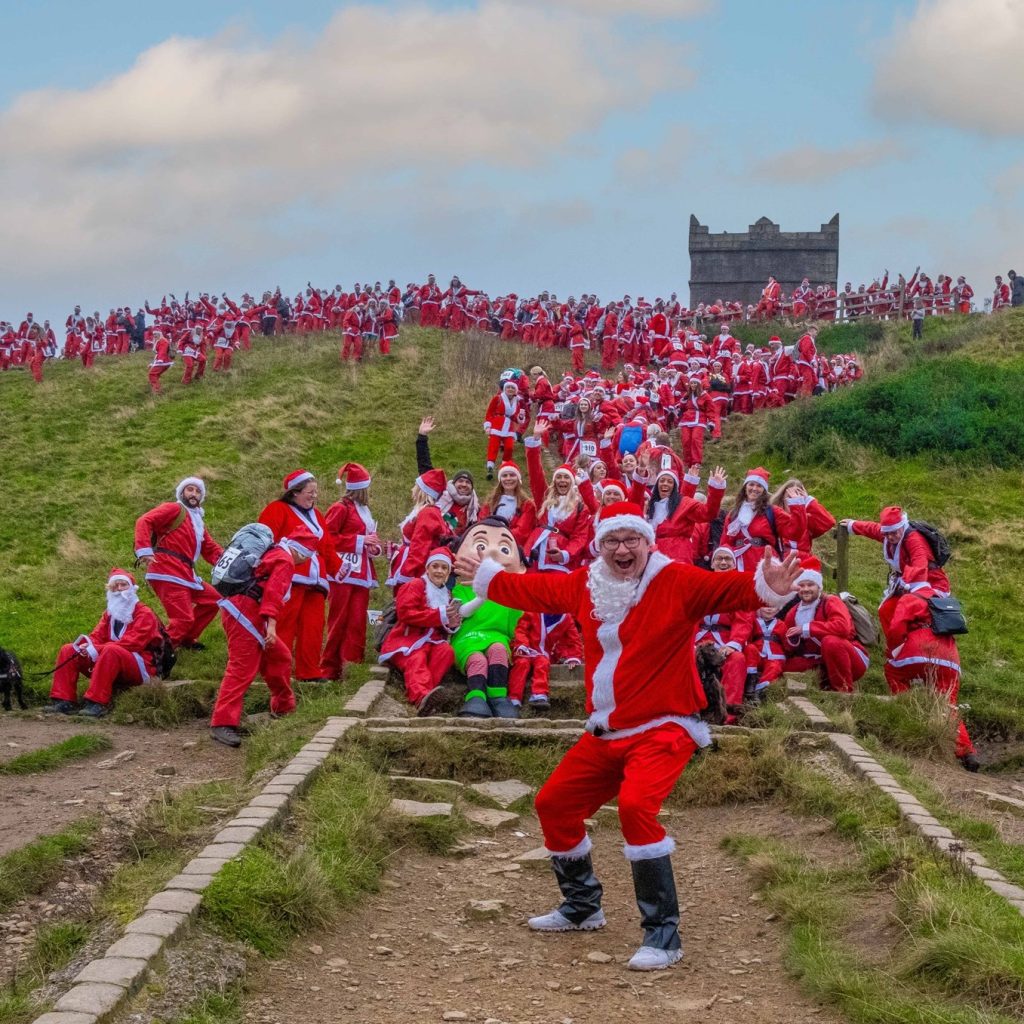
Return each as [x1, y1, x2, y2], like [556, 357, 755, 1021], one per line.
[884, 590, 973, 758]
[484, 388, 527, 468]
[508, 611, 581, 707]
[471, 501, 788, 858]
[211, 543, 296, 727]
[258, 472, 341, 680]
[386, 469, 450, 588]
[794, 332, 818, 396]
[133, 479, 223, 648]
[479, 471, 537, 549]
[846, 506, 950, 653]
[525, 441, 593, 572]
[419, 280, 442, 327]
[777, 492, 836, 555]
[341, 306, 363, 361]
[677, 389, 714, 467]
[723, 470, 806, 571]
[379, 558, 457, 705]
[744, 611, 788, 688]
[955, 280, 974, 314]
[147, 334, 174, 393]
[695, 604, 755, 708]
[993, 281, 1010, 310]
[51, 570, 163, 707]
[322, 464, 379, 679]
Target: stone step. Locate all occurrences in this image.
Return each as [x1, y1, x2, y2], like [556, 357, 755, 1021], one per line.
[389, 798, 454, 819]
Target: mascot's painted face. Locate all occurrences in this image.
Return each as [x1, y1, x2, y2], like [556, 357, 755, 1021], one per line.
[455, 518, 525, 580]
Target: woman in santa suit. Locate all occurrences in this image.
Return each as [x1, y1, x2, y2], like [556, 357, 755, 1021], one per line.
[722, 468, 806, 572]
[480, 461, 537, 548]
[631, 466, 727, 565]
[322, 463, 381, 680]
[770, 478, 836, 555]
[386, 468, 449, 591]
[258, 470, 341, 682]
[524, 423, 593, 572]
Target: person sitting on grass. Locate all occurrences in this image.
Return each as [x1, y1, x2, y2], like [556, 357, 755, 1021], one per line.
[46, 568, 164, 717]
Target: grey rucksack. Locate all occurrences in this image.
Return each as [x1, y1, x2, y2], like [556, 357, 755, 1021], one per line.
[212, 523, 275, 598]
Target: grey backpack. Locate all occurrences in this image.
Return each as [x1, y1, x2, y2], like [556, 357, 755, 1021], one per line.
[212, 523, 275, 598]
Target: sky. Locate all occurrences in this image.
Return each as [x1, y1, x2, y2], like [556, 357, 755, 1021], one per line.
[1, 0, 1022, 323]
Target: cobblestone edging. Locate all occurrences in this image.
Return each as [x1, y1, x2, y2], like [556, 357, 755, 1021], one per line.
[32, 673, 389, 1024]
[787, 691, 1024, 920]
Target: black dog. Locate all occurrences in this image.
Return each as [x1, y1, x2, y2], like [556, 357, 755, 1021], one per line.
[0, 647, 27, 711]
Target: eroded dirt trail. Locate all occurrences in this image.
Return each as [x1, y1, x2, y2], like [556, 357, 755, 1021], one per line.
[243, 804, 842, 1024]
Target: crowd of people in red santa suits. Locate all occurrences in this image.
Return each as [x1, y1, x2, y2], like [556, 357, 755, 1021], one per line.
[5, 264, 1018, 386]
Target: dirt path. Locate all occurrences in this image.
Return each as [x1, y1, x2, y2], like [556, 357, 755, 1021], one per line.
[0, 715, 244, 855]
[243, 804, 842, 1024]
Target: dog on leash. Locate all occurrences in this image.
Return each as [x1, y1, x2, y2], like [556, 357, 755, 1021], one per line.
[0, 647, 27, 711]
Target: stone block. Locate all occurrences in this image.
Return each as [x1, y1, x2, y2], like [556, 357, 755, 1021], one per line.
[468, 780, 533, 808]
[513, 847, 551, 870]
[463, 807, 520, 830]
[54, 984, 125, 1017]
[261, 785, 297, 796]
[918, 824, 955, 841]
[73, 957, 149, 991]
[144, 890, 202, 916]
[104, 934, 163, 961]
[124, 912, 189, 940]
[214, 826, 260, 844]
[985, 880, 1024, 902]
[164, 874, 216, 892]
[198, 843, 245, 860]
[390, 798, 453, 819]
[249, 794, 290, 809]
[32, 1014, 99, 1024]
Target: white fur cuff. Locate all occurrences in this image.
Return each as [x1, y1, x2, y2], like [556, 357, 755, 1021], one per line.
[472, 557, 504, 601]
[754, 557, 794, 605]
[546, 834, 592, 860]
[624, 836, 676, 861]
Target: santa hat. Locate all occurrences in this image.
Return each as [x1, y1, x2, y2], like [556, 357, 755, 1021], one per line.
[711, 546, 735, 564]
[795, 556, 823, 588]
[174, 476, 206, 502]
[425, 548, 453, 569]
[108, 568, 136, 587]
[416, 468, 447, 500]
[336, 462, 371, 490]
[743, 467, 771, 491]
[768, 336, 782, 346]
[880, 506, 909, 533]
[594, 501, 655, 546]
[655, 469, 679, 488]
[497, 461, 522, 481]
[552, 463, 576, 481]
[283, 469, 315, 493]
[601, 481, 626, 500]
[281, 527, 318, 560]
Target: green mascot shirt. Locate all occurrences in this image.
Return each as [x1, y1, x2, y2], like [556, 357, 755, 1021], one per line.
[450, 583, 523, 672]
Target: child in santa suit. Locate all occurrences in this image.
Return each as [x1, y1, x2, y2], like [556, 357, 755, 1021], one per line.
[744, 605, 788, 696]
[209, 525, 304, 747]
[379, 548, 459, 714]
[322, 463, 381, 680]
[884, 588, 978, 771]
[508, 611, 582, 712]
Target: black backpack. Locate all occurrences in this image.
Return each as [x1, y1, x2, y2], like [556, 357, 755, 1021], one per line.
[927, 594, 968, 636]
[907, 520, 952, 568]
[150, 625, 177, 680]
[373, 601, 399, 653]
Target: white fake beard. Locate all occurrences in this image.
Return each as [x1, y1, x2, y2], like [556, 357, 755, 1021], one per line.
[106, 588, 139, 624]
[424, 580, 450, 610]
[586, 557, 642, 625]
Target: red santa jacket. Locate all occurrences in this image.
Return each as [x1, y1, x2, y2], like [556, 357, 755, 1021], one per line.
[525, 441, 592, 571]
[695, 607, 755, 653]
[219, 545, 296, 645]
[778, 495, 836, 554]
[885, 591, 960, 674]
[387, 505, 449, 586]
[475, 552, 775, 739]
[74, 603, 163, 679]
[748, 613, 787, 664]
[678, 391, 714, 428]
[258, 500, 340, 594]
[847, 520, 950, 596]
[782, 594, 864, 659]
[378, 576, 455, 661]
[134, 502, 223, 591]
[479, 497, 537, 549]
[325, 498, 379, 589]
[512, 610, 583, 665]
[484, 392, 527, 438]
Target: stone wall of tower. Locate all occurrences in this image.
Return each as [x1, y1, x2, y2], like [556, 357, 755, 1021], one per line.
[688, 214, 839, 307]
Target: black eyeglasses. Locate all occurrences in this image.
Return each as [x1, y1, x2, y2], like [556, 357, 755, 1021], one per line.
[599, 536, 644, 552]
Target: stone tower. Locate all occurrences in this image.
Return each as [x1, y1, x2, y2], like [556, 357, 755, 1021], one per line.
[688, 214, 839, 307]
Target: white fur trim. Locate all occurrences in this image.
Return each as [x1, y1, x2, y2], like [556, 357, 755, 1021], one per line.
[881, 514, 909, 534]
[623, 836, 676, 861]
[416, 475, 441, 500]
[107, 574, 134, 587]
[472, 556, 504, 601]
[338, 478, 370, 490]
[287, 471, 315, 491]
[594, 514, 655, 546]
[546, 834, 592, 860]
[795, 570, 823, 588]
[707, 477, 726, 490]
[426, 551, 453, 567]
[458, 596, 483, 618]
[754, 557, 794, 604]
[175, 476, 206, 502]
[743, 474, 769, 490]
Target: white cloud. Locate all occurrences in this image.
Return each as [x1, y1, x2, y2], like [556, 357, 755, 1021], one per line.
[0, 1, 692, 305]
[752, 140, 908, 184]
[516, 0, 710, 17]
[871, 0, 1024, 136]
[614, 124, 693, 187]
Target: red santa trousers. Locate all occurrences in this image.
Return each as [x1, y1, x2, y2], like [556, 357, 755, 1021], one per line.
[884, 634, 973, 758]
[535, 724, 698, 854]
[391, 642, 455, 704]
[30, 357, 43, 383]
[181, 356, 197, 384]
[51, 643, 144, 705]
[150, 579, 221, 648]
[744, 643, 786, 686]
[486, 434, 515, 465]
[601, 336, 618, 371]
[213, 347, 233, 371]
[713, 648, 749, 706]
[211, 611, 295, 727]
[341, 333, 362, 361]
[148, 364, 170, 393]
[508, 653, 550, 703]
[680, 426, 706, 467]
[277, 584, 327, 679]
[797, 366, 815, 397]
[784, 636, 867, 693]
[322, 581, 370, 678]
[571, 347, 585, 374]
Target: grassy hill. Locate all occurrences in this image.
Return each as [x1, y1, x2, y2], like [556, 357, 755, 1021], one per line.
[2, 311, 1023, 749]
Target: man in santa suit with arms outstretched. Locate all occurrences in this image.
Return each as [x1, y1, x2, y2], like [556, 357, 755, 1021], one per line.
[456, 501, 800, 970]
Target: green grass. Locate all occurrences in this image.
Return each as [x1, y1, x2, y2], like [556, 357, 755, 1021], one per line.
[0, 921, 91, 1024]
[0, 733, 112, 774]
[0, 820, 96, 912]
[170, 990, 243, 1024]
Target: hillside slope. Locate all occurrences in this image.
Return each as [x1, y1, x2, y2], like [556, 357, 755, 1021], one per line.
[2, 313, 1022, 746]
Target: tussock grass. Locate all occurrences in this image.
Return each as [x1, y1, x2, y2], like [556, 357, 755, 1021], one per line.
[110, 681, 219, 728]
[0, 921, 92, 1024]
[0, 820, 96, 912]
[172, 990, 243, 1024]
[0, 733, 112, 775]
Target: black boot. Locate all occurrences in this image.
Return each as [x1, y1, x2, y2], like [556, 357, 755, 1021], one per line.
[627, 855, 683, 970]
[743, 672, 759, 704]
[528, 853, 606, 931]
[486, 662, 518, 718]
[458, 674, 492, 718]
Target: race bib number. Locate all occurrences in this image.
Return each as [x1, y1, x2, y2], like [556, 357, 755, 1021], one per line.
[661, 453, 674, 471]
[342, 551, 363, 574]
[580, 441, 598, 457]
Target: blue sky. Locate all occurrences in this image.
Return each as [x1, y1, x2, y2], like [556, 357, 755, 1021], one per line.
[1, 0, 1021, 322]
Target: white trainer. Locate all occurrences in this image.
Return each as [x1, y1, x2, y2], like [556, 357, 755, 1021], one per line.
[627, 946, 683, 971]
[528, 909, 607, 932]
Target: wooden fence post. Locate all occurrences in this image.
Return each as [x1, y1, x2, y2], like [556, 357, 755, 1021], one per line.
[833, 526, 849, 593]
